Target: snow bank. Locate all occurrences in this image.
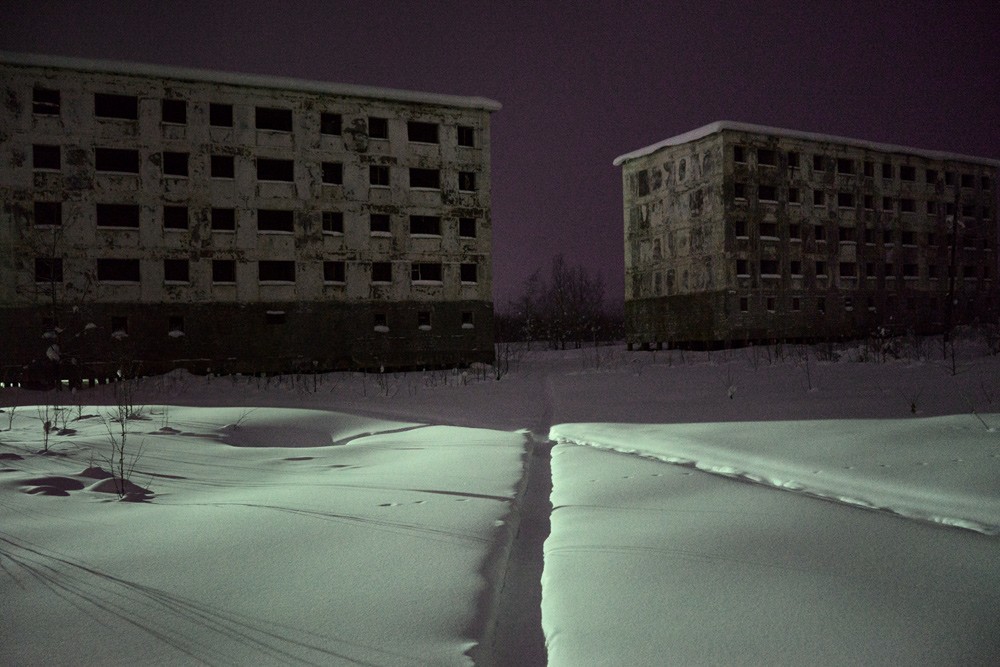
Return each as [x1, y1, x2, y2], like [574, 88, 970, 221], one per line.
[551, 417, 1000, 534]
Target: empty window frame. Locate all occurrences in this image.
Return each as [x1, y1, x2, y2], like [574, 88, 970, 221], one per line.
[168, 316, 185, 334]
[95, 147, 139, 173]
[813, 190, 826, 206]
[864, 195, 874, 210]
[461, 311, 474, 327]
[255, 107, 293, 131]
[882, 162, 893, 179]
[161, 99, 186, 124]
[163, 259, 189, 283]
[817, 297, 826, 314]
[458, 171, 477, 191]
[790, 260, 803, 276]
[211, 207, 236, 231]
[265, 311, 286, 325]
[97, 258, 140, 282]
[258, 260, 296, 283]
[371, 262, 392, 283]
[33, 144, 60, 170]
[257, 209, 294, 233]
[836, 158, 855, 174]
[733, 182, 747, 199]
[812, 155, 825, 171]
[209, 103, 233, 127]
[982, 176, 991, 190]
[257, 158, 294, 181]
[322, 211, 343, 234]
[739, 297, 749, 312]
[789, 223, 802, 240]
[926, 169, 938, 183]
[900, 198, 916, 213]
[766, 297, 776, 312]
[903, 263, 919, 278]
[457, 125, 475, 147]
[760, 222, 778, 238]
[94, 93, 138, 120]
[409, 215, 441, 235]
[837, 192, 855, 208]
[320, 112, 342, 135]
[34, 257, 63, 282]
[791, 297, 801, 312]
[460, 263, 478, 283]
[458, 217, 476, 238]
[758, 184, 777, 201]
[900, 165, 916, 181]
[736, 259, 750, 276]
[368, 117, 388, 139]
[839, 262, 857, 279]
[417, 311, 432, 328]
[814, 224, 826, 241]
[211, 154, 235, 178]
[838, 226, 856, 243]
[788, 187, 800, 204]
[322, 162, 343, 185]
[163, 205, 188, 230]
[882, 196, 894, 211]
[373, 313, 388, 329]
[162, 152, 189, 177]
[787, 151, 800, 168]
[370, 213, 391, 234]
[110, 316, 129, 334]
[409, 168, 440, 189]
[815, 261, 827, 276]
[901, 230, 916, 246]
[760, 260, 779, 276]
[961, 173, 975, 188]
[34, 201, 61, 226]
[863, 161, 875, 177]
[411, 262, 443, 282]
[407, 121, 439, 143]
[323, 261, 346, 283]
[733, 146, 746, 163]
[757, 148, 777, 166]
[733, 219, 748, 237]
[883, 230, 894, 245]
[33, 87, 60, 115]
[212, 259, 236, 283]
[370, 165, 390, 186]
[96, 204, 140, 228]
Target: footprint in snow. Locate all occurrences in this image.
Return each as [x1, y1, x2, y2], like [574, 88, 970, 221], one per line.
[379, 502, 399, 507]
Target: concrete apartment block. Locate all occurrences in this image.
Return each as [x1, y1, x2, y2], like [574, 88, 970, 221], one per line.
[616, 121, 999, 349]
[0, 52, 500, 383]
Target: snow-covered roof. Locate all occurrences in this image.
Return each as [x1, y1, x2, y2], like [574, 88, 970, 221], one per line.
[613, 120, 999, 167]
[0, 51, 502, 112]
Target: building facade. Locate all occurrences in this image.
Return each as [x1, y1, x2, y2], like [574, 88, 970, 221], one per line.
[616, 121, 999, 348]
[0, 53, 500, 383]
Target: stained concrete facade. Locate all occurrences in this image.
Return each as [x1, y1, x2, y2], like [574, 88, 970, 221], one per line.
[0, 52, 500, 381]
[616, 122, 1000, 348]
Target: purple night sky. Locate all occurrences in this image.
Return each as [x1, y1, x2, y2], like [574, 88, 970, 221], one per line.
[2, 1, 997, 310]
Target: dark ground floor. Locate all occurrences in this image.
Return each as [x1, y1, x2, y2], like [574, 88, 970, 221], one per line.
[0, 299, 495, 388]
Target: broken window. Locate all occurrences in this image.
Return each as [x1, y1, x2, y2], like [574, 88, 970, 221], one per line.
[210, 103, 233, 127]
[733, 146, 746, 163]
[168, 316, 184, 334]
[882, 197, 893, 211]
[735, 259, 749, 276]
[760, 260, 779, 276]
[323, 261, 345, 283]
[211, 155, 235, 178]
[257, 209, 294, 233]
[265, 311, 286, 325]
[370, 165, 390, 186]
[163, 205, 188, 230]
[758, 185, 777, 201]
[945, 171, 955, 185]
[926, 201, 936, 215]
[733, 219, 748, 237]
[320, 112, 342, 135]
[459, 217, 476, 238]
[863, 161, 874, 177]
[461, 311, 474, 326]
[34, 201, 61, 227]
[815, 261, 827, 276]
[982, 176, 991, 190]
[258, 260, 296, 282]
[903, 263, 918, 278]
[257, 158, 294, 181]
[900, 165, 916, 181]
[734, 182, 746, 199]
[836, 158, 854, 174]
[837, 192, 854, 208]
[409, 168, 440, 189]
[407, 121, 439, 143]
[787, 151, 799, 168]
[864, 195, 874, 210]
[882, 162, 893, 179]
[33, 87, 60, 115]
[256, 107, 293, 131]
[926, 169, 938, 183]
[371, 262, 392, 283]
[370, 213, 391, 234]
[409, 215, 441, 235]
[814, 224, 826, 241]
[900, 198, 915, 213]
[766, 297, 776, 312]
[883, 230, 894, 245]
[901, 230, 916, 245]
[813, 190, 825, 206]
[812, 155, 825, 171]
[961, 173, 975, 188]
[838, 226, 856, 243]
[162, 99, 186, 124]
[789, 223, 802, 240]
[373, 313, 388, 328]
[322, 162, 343, 185]
[817, 298, 826, 314]
[790, 260, 802, 276]
[163, 259, 189, 282]
[411, 262, 443, 282]
[33, 144, 60, 170]
[162, 152, 189, 177]
[322, 211, 343, 234]
[111, 316, 129, 334]
[961, 204, 975, 217]
[460, 263, 478, 283]
[788, 187, 800, 203]
[97, 258, 140, 282]
[459, 171, 477, 191]
[94, 93, 138, 120]
[34, 258, 63, 283]
[791, 297, 801, 312]
[417, 311, 431, 328]
[96, 204, 140, 228]
[368, 117, 388, 139]
[757, 148, 777, 167]
[739, 297, 749, 312]
[760, 222, 778, 238]
[839, 262, 857, 278]
[212, 208, 236, 231]
[212, 259, 236, 283]
[95, 147, 139, 173]
[457, 125, 475, 147]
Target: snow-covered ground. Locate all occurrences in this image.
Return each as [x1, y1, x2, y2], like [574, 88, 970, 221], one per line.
[2, 336, 999, 665]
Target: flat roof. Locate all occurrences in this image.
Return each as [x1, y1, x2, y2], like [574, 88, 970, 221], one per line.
[0, 51, 502, 112]
[613, 120, 999, 168]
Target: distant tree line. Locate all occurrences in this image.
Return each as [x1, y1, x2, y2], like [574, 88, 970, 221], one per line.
[496, 255, 623, 348]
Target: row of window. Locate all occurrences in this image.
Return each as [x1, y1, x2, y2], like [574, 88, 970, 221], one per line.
[34, 258, 480, 285]
[733, 258, 991, 281]
[31, 201, 479, 237]
[733, 182, 992, 217]
[30, 145, 480, 190]
[31, 87, 478, 146]
[733, 145, 991, 189]
[737, 293, 971, 315]
[728, 220, 992, 249]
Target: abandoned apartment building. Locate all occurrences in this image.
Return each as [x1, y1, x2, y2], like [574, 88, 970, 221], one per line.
[615, 121, 999, 349]
[0, 52, 500, 383]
